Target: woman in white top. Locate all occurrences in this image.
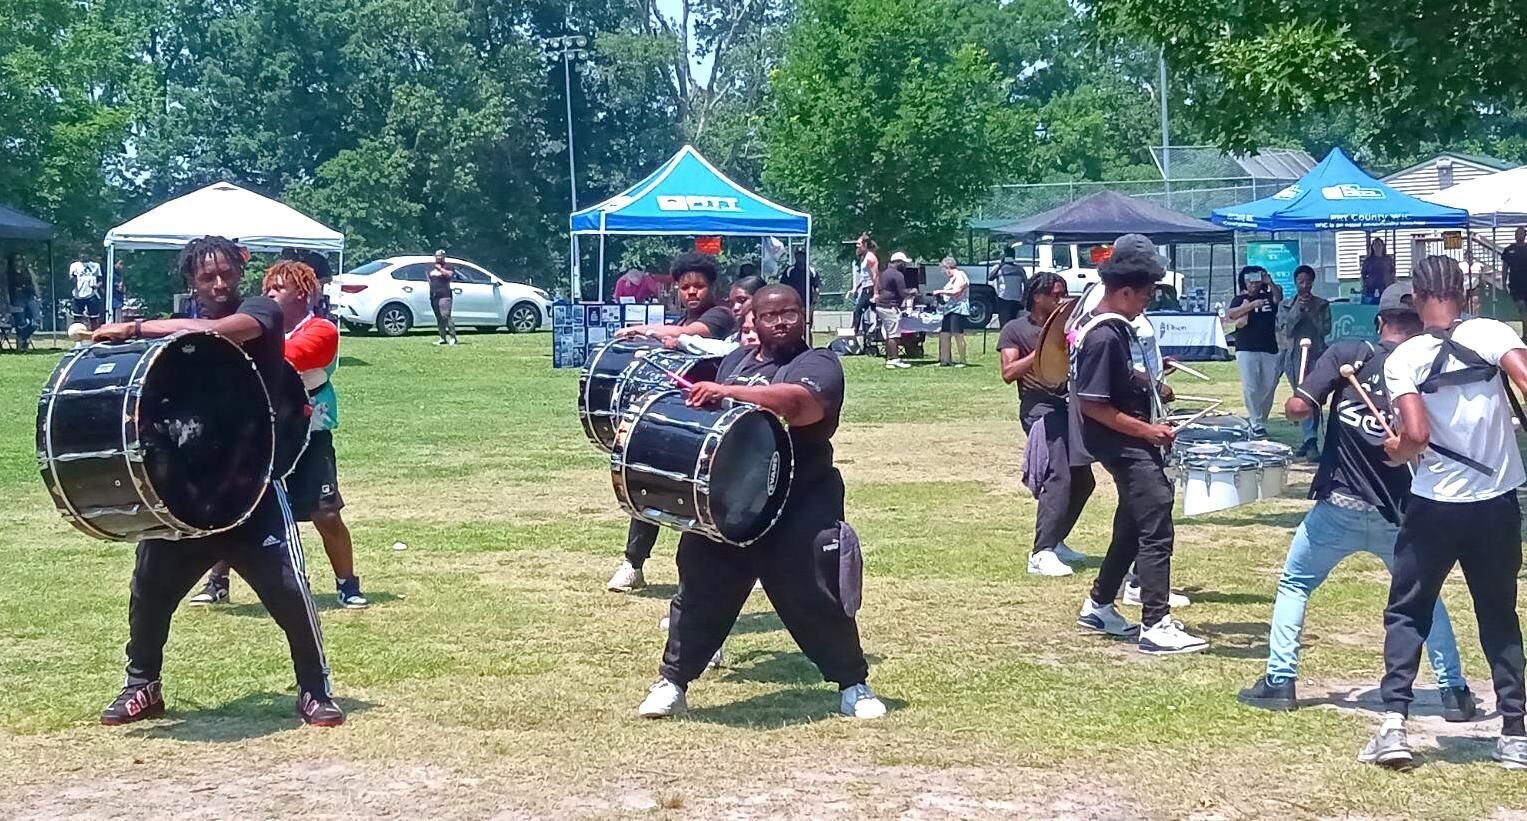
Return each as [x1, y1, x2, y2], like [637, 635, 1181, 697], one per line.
[933, 256, 970, 367]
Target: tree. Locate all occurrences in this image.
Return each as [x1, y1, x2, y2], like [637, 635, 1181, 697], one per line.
[763, 0, 1028, 256]
[1090, 0, 1527, 155]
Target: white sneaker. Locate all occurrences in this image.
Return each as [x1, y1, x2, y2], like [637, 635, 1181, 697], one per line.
[1122, 582, 1190, 608]
[637, 679, 688, 718]
[885, 359, 911, 369]
[448, 337, 458, 346]
[1027, 550, 1075, 577]
[1138, 615, 1209, 655]
[839, 683, 887, 719]
[434, 338, 448, 346]
[1053, 542, 1087, 563]
[607, 561, 645, 592]
[706, 645, 725, 671]
[1077, 598, 1138, 637]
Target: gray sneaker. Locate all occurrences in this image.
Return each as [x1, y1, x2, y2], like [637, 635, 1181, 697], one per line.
[1495, 736, 1527, 771]
[1358, 726, 1415, 769]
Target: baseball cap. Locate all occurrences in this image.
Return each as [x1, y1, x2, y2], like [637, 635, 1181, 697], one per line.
[889, 251, 913, 264]
[1110, 233, 1168, 266]
[1378, 281, 1415, 312]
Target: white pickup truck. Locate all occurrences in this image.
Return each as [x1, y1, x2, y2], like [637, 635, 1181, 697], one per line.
[959, 241, 1186, 327]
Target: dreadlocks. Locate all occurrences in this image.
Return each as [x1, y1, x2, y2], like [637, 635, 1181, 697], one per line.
[263, 259, 320, 301]
[177, 235, 245, 283]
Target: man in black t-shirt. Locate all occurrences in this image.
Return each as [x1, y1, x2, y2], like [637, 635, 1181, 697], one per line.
[89, 236, 343, 727]
[608, 253, 737, 593]
[875, 252, 913, 368]
[1503, 227, 1527, 335]
[1228, 266, 1282, 436]
[1069, 235, 1208, 655]
[637, 286, 885, 721]
[997, 271, 1092, 577]
[1238, 284, 1473, 715]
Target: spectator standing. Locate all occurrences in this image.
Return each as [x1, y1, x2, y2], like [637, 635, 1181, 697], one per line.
[1360, 237, 1396, 305]
[932, 256, 970, 367]
[991, 247, 1027, 326]
[113, 258, 127, 320]
[1228, 266, 1282, 436]
[613, 268, 662, 302]
[6, 254, 37, 350]
[70, 253, 103, 328]
[781, 249, 820, 309]
[851, 234, 878, 335]
[428, 249, 458, 346]
[1276, 265, 1332, 457]
[1502, 227, 1527, 335]
[876, 252, 913, 369]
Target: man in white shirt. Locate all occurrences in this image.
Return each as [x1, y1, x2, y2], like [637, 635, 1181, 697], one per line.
[70, 253, 103, 327]
[1363, 255, 1527, 771]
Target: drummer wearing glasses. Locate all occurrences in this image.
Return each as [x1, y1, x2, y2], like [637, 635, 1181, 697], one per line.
[607, 253, 736, 593]
[89, 236, 343, 728]
[637, 285, 886, 721]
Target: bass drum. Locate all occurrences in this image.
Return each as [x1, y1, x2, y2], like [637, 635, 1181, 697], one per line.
[611, 390, 793, 547]
[271, 361, 312, 480]
[37, 331, 274, 542]
[579, 337, 718, 452]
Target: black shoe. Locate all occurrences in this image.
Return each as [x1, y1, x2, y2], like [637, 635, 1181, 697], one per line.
[1295, 439, 1318, 459]
[1238, 675, 1296, 711]
[101, 680, 165, 725]
[1440, 686, 1478, 722]
[297, 691, 345, 727]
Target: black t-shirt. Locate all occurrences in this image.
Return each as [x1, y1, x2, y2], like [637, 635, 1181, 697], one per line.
[766, 346, 845, 481]
[716, 345, 781, 387]
[997, 314, 1065, 421]
[1230, 292, 1279, 353]
[683, 303, 736, 339]
[236, 295, 297, 422]
[1504, 243, 1527, 296]
[428, 265, 453, 299]
[1295, 339, 1411, 524]
[781, 264, 819, 303]
[875, 268, 908, 309]
[1068, 319, 1157, 465]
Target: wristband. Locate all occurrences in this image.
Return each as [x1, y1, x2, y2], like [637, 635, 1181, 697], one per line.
[132, 319, 143, 339]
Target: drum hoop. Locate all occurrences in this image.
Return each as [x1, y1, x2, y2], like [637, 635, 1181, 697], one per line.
[690, 402, 754, 538]
[734, 412, 794, 548]
[579, 342, 614, 440]
[39, 347, 114, 541]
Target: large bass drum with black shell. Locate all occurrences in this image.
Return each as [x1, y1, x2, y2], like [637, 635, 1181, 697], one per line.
[37, 331, 275, 542]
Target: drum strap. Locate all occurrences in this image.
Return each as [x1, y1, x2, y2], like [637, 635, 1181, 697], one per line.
[1413, 324, 1527, 475]
[1072, 312, 1164, 422]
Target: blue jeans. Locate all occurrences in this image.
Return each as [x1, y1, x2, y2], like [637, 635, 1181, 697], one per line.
[1266, 500, 1465, 687]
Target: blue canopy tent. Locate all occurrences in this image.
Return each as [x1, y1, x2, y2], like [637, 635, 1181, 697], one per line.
[1211, 148, 1468, 231]
[570, 145, 812, 301]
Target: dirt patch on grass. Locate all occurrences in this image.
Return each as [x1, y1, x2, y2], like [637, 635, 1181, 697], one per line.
[834, 423, 1024, 486]
[1310, 678, 1499, 757]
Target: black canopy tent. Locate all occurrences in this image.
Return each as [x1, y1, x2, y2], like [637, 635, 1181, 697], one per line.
[0, 202, 56, 348]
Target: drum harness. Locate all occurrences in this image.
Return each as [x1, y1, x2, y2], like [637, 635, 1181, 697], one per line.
[1410, 322, 1527, 477]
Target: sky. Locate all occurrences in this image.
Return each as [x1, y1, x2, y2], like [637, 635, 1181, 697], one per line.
[652, 0, 715, 84]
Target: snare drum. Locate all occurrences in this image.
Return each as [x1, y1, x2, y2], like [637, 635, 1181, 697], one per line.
[1181, 456, 1260, 516]
[579, 338, 719, 451]
[611, 390, 793, 546]
[1173, 414, 1252, 460]
[37, 332, 275, 541]
[1229, 441, 1293, 499]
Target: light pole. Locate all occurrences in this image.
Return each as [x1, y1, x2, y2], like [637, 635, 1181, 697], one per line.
[545, 34, 587, 298]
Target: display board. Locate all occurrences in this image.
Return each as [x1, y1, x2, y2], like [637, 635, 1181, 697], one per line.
[552, 301, 668, 368]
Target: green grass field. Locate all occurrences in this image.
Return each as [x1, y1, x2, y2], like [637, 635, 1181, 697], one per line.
[3, 330, 1526, 818]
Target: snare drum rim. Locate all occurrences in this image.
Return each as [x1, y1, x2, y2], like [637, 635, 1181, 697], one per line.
[38, 347, 115, 541]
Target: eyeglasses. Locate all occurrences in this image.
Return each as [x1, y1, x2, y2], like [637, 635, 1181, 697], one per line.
[756, 309, 802, 324]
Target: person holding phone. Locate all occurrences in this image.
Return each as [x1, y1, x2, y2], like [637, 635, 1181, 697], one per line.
[1228, 266, 1282, 437]
[429, 250, 458, 346]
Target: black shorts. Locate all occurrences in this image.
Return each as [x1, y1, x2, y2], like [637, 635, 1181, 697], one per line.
[940, 313, 966, 333]
[285, 430, 344, 522]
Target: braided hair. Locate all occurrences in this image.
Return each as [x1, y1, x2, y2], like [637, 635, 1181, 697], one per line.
[1412, 254, 1465, 302]
[177, 235, 245, 283]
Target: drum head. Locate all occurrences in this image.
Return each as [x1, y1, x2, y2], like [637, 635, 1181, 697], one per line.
[708, 409, 793, 544]
[272, 363, 312, 480]
[138, 333, 272, 531]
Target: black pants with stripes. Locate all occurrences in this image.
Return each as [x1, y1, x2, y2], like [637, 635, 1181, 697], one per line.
[124, 483, 332, 697]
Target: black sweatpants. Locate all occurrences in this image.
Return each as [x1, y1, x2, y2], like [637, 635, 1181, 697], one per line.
[1090, 456, 1176, 626]
[626, 518, 661, 568]
[996, 297, 1022, 328]
[659, 472, 869, 688]
[1381, 492, 1525, 732]
[124, 483, 332, 697]
[1022, 409, 1095, 555]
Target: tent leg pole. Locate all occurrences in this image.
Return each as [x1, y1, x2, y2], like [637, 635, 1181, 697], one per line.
[571, 235, 580, 300]
[803, 236, 812, 335]
[48, 240, 55, 348]
[105, 245, 115, 324]
[598, 235, 606, 299]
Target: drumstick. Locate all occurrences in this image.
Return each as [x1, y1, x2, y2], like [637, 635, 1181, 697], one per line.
[632, 349, 695, 390]
[1298, 338, 1312, 385]
[1172, 394, 1221, 405]
[1339, 364, 1396, 438]
[1164, 360, 1211, 381]
[1170, 400, 1224, 430]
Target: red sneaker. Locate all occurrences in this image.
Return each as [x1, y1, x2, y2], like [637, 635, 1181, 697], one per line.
[100, 681, 165, 725]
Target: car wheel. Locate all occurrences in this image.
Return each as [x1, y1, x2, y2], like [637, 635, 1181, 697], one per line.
[507, 302, 541, 333]
[965, 289, 995, 329]
[376, 303, 412, 337]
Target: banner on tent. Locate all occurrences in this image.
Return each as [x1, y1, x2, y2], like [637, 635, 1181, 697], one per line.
[1247, 240, 1301, 294]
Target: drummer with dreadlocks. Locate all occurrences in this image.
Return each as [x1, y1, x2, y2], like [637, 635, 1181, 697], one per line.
[997, 271, 1092, 577]
[1361, 255, 1527, 770]
[90, 236, 343, 727]
[1068, 235, 1207, 655]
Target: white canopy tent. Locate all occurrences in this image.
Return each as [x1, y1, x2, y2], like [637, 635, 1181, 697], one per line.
[1421, 166, 1527, 227]
[103, 181, 345, 320]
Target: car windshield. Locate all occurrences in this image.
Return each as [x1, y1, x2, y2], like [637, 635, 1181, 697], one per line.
[346, 260, 390, 276]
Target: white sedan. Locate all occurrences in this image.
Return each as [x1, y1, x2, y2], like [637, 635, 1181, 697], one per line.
[328, 255, 551, 336]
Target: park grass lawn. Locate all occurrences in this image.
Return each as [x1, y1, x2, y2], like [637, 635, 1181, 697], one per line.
[2, 329, 1526, 818]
